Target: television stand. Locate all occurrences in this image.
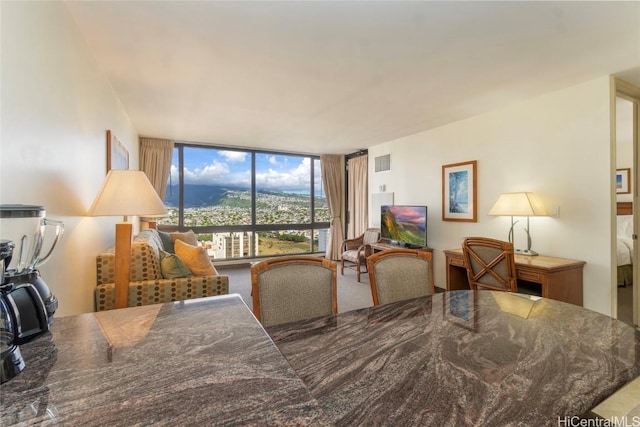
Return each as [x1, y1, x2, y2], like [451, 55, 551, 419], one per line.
[370, 242, 433, 254]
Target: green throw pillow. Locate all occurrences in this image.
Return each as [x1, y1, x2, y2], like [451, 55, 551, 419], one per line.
[159, 250, 192, 279]
[158, 230, 175, 253]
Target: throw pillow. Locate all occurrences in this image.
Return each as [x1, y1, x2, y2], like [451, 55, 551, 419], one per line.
[159, 250, 193, 279]
[158, 230, 175, 253]
[170, 230, 199, 247]
[174, 239, 218, 277]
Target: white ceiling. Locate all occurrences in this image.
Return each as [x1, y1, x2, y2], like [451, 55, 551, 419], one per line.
[65, 1, 640, 155]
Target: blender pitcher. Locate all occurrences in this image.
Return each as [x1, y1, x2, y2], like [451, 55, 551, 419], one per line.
[0, 205, 64, 274]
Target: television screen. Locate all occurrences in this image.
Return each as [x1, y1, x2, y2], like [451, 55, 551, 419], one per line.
[380, 205, 427, 247]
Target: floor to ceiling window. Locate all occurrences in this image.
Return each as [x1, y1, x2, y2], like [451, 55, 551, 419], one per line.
[159, 143, 330, 260]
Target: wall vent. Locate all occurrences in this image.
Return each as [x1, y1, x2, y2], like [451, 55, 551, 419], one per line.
[374, 154, 391, 172]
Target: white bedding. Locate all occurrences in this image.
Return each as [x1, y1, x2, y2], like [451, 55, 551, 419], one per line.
[617, 215, 633, 267]
[618, 237, 633, 266]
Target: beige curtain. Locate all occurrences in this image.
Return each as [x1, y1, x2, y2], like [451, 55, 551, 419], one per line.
[321, 155, 345, 260]
[139, 137, 174, 199]
[347, 155, 368, 238]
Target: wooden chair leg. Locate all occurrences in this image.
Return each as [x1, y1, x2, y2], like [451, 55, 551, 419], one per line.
[341, 259, 345, 275]
[356, 260, 361, 282]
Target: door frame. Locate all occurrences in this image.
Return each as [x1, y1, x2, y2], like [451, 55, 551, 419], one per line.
[612, 77, 640, 326]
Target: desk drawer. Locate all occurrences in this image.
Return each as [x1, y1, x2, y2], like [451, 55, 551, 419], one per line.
[447, 256, 465, 268]
[517, 270, 541, 283]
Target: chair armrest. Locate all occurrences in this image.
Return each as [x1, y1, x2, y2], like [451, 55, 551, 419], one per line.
[342, 236, 364, 252]
[357, 244, 374, 259]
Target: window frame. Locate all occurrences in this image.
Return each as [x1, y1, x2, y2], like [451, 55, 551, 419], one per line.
[159, 143, 330, 259]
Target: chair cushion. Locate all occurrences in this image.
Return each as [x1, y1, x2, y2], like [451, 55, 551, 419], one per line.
[171, 230, 199, 248]
[363, 229, 379, 245]
[130, 230, 163, 281]
[159, 250, 192, 279]
[158, 230, 175, 253]
[342, 249, 364, 263]
[175, 240, 218, 276]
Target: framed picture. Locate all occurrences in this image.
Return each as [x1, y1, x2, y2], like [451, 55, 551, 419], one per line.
[616, 168, 631, 194]
[442, 160, 477, 222]
[107, 130, 129, 172]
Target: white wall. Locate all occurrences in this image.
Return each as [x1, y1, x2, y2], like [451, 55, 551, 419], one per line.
[1, 2, 138, 315]
[369, 77, 614, 315]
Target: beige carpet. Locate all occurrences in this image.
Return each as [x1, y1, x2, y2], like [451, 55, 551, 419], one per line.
[617, 284, 634, 327]
[217, 264, 374, 313]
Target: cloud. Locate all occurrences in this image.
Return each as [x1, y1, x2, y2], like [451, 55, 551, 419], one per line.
[256, 158, 311, 191]
[170, 153, 317, 192]
[219, 151, 247, 162]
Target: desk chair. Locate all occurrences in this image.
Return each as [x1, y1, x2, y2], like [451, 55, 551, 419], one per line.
[367, 248, 434, 306]
[250, 256, 337, 327]
[340, 228, 380, 282]
[462, 237, 517, 292]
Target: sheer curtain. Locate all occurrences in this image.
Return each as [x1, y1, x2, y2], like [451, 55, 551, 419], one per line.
[139, 138, 174, 228]
[139, 137, 174, 199]
[321, 155, 345, 260]
[347, 155, 368, 238]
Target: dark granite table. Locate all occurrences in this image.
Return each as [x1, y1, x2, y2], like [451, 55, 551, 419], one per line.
[268, 291, 640, 427]
[1, 294, 330, 426]
[3, 291, 638, 426]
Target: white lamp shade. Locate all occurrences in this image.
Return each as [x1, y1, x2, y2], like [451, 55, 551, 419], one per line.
[488, 192, 548, 217]
[89, 170, 168, 217]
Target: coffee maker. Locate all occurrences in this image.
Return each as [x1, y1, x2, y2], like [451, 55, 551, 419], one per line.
[0, 205, 63, 383]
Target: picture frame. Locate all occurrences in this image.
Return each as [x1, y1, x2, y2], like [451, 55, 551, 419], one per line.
[106, 130, 129, 172]
[616, 168, 631, 194]
[442, 160, 477, 222]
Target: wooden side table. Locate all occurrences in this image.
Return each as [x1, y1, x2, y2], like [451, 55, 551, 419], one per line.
[444, 248, 585, 306]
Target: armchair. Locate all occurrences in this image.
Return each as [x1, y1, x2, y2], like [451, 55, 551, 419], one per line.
[340, 228, 380, 282]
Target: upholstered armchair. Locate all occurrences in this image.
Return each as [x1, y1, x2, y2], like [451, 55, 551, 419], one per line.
[367, 248, 434, 305]
[250, 256, 337, 327]
[340, 227, 380, 282]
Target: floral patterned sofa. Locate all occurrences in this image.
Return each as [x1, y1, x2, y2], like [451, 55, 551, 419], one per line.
[95, 229, 229, 311]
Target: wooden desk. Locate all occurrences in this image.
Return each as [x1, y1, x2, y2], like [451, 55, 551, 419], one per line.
[444, 248, 585, 306]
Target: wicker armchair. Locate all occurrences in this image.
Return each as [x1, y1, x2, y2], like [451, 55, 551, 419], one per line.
[340, 228, 380, 282]
[462, 237, 517, 292]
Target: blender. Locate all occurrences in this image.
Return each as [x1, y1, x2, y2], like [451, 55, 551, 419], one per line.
[1, 239, 26, 383]
[0, 204, 63, 332]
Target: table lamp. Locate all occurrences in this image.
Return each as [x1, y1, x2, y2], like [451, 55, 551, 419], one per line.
[89, 170, 168, 309]
[488, 192, 548, 256]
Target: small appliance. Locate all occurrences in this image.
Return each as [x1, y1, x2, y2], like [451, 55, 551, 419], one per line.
[0, 205, 64, 383]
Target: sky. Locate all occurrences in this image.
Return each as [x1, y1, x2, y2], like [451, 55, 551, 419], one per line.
[169, 147, 324, 194]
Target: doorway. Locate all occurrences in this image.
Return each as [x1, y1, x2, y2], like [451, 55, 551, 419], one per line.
[614, 79, 639, 328]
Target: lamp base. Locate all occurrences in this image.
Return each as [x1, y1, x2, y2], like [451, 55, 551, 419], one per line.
[515, 248, 539, 256]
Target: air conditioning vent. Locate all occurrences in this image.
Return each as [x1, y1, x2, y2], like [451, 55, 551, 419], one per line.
[375, 154, 390, 172]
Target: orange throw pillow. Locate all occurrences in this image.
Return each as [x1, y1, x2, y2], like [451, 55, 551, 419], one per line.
[174, 239, 218, 276]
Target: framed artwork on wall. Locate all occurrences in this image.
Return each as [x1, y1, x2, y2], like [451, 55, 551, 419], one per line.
[442, 160, 477, 222]
[106, 130, 129, 172]
[616, 168, 630, 194]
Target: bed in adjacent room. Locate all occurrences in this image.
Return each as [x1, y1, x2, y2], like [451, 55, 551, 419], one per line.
[617, 202, 633, 287]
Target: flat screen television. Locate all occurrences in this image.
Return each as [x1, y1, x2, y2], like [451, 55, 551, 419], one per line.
[380, 205, 428, 248]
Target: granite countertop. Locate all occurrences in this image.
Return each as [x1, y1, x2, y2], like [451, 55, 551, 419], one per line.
[268, 291, 640, 427]
[3, 291, 638, 426]
[1, 294, 330, 426]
